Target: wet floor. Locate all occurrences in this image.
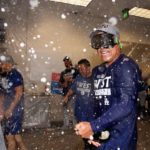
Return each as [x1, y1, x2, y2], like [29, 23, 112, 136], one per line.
[22, 119, 150, 150]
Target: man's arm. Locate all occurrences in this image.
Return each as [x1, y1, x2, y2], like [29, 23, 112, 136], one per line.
[63, 89, 74, 103]
[5, 85, 23, 118]
[76, 89, 135, 139]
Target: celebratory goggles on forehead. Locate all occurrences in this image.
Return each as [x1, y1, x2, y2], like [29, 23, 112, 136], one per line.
[91, 32, 118, 50]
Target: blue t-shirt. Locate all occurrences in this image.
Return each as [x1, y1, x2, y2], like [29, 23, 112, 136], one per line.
[3, 68, 24, 117]
[90, 54, 142, 150]
[71, 74, 95, 122]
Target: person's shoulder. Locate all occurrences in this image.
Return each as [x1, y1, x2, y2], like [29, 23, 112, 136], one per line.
[115, 54, 141, 77]
[92, 63, 106, 73]
[119, 54, 136, 64]
[9, 68, 23, 82]
[10, 68, 22, 76]
[118, 54, 139, 69]
[70, 67, 78, 72]
[60, 68, 67, 74]
[71, 67, 78, 72]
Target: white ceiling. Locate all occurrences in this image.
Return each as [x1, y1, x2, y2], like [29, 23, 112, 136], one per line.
[86, 0, 150, 18]
[56, 0, 150, 24]
[48, 0, 150, 44]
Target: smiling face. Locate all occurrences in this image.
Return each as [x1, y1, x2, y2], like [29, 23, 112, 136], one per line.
[2, 63, 13, 73]
[78, 64, 91, 78]
[97, 45, 120, 66]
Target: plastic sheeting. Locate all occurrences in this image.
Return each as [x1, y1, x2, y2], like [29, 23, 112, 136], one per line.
[23, 94, 64, 128]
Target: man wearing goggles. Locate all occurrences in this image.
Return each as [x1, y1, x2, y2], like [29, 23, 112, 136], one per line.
[90, 23, 121, 66]
[75, 23, 143, 150]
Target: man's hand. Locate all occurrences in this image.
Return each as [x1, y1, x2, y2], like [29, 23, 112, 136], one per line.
[63, 96, 68, 104]
[88, 140, 101, 147]
[75, 122, 94, 139]
[75, 122, 101, 148]
[64, 75, 72, 82]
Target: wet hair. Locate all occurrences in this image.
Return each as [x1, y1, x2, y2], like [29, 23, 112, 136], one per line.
[78, 59, 90, 67]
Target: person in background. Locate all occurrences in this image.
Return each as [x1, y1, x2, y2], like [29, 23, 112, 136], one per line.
[75, 23, 143, 150]
[146, 85, 150, 117]
[63, 58, 94, 122]
[0, 54, 27, 150]
[137, 80, 148, 120]
[63, 58, 96, 150]
[59, 56, 78, 129]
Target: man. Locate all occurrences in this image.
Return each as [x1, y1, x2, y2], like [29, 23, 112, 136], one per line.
[1, 54, 27, 150]
[75, 23, 143, 150]
[59, 56, 78, 128]
[63, 58, 94, 122]
[63, 58, 95, 150]
[65, 58, 105, 149]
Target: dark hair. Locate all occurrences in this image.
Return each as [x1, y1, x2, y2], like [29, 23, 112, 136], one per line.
[63, 56, 71, 61]
[78, 59, 90, 67]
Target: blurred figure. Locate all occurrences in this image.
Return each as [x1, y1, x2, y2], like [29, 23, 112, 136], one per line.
[146, 85, 150, 117]
[0, 57, 7, 150]
[75, 23, 143, 150]
[137, 79, 149, 120]
[138, 90, 147, 119]
[0, 54, 27, 150]
[59, 56, 78, 128]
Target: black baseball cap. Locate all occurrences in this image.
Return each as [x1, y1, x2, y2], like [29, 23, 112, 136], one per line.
[63, 56, 71, 61]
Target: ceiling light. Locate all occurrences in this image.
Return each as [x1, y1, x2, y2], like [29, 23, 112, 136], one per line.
[49, 0, 92, 7]
[129, 7, 150, 19]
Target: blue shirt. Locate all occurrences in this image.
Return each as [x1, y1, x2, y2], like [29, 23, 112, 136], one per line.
[91, 54, 142, 150]
[3, 68, 24, 116]
[71, 74, 95, 122]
